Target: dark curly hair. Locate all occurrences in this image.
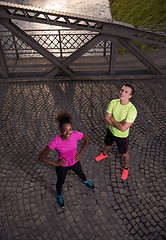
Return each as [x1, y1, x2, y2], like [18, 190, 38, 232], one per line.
[56, 111, 72, 130]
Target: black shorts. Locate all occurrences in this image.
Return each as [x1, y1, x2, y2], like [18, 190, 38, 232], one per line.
[104, 128, 129, 154]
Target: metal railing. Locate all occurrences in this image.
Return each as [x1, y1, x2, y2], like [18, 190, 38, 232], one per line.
[0, 28, 111, 58]
[140, 23, 166, 32]
[0, 24, 165, 59]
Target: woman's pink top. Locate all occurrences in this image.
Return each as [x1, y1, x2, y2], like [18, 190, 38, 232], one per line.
[48, 131, 83, 167]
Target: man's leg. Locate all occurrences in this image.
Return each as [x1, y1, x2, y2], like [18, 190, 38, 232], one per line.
[122, 151, 130, 169]
[95, 129, 114, 161]
[121, 151, 130, 180]
[116, 136, 129, 180]
[103, 144, 111, 155]
[95, 144, 110, 161]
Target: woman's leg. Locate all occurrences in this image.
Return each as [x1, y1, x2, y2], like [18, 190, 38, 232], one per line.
[71, 161, 87, 181]
[71, 162, 95, 190]
[56, 166, 68, 195]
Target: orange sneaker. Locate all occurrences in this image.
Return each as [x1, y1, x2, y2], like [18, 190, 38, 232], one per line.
[121, 168, 129, 180]
[95, 153, 108, 161]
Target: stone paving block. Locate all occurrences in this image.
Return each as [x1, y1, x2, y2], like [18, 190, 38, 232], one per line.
[0, 79, 166, 240]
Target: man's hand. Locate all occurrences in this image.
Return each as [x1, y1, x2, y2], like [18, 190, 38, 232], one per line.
[110, 116, 132, 132]
[109, 114, 114, 122]
[110, 115, 126, 125]
[105, 112, 114, 126]
[105, 109, 134, 132]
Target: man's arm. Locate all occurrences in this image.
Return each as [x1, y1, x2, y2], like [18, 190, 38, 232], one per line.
[105, 112, 114, 126]
[110, 114, 133, 132]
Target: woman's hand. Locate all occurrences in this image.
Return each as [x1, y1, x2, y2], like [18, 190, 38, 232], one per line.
[74, 134, 90, 162]
[74, 153, 82, 161]
[38, 147, 67, 167]
[55, 158, 68, 166]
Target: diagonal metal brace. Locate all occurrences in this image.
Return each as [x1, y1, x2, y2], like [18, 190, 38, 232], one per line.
[47, 34, 102, 76]
[0, 19, 75, 77]
[0, 39, 9, 78]
[0, 2, 165, 47]
[119, 38, 163, 75]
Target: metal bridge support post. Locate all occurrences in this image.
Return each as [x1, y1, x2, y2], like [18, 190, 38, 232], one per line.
[58, 30, 63, 60]
[103, 41, 107, 56]
[109, 42, 117, 75]
[12, 34, 19, 58]
[0, 39, 9, 78]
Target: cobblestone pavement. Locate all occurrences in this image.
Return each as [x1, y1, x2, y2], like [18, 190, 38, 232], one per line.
[0, 79, 166, 240]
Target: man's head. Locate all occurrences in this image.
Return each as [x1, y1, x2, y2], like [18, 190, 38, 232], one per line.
[119, 84, 134, 103]
[124, 83, 134, 96]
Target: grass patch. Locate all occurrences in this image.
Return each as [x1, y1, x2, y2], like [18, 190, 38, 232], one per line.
[110, 0, 166, 25]
[109, 0, 166, 53]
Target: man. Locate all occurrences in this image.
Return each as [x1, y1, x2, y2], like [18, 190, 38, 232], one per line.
[95, 84, 137, 180]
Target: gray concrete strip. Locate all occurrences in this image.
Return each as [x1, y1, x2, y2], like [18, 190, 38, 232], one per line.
[1, 49, 165, 80]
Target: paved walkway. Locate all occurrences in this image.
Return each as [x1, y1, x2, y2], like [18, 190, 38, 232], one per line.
[0, 78, 166, 240]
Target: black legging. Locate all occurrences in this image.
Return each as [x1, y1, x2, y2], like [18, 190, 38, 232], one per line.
[56, 161, 87, 195]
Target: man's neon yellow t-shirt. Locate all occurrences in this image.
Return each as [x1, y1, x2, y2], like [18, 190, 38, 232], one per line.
[106, 99, 137, 138]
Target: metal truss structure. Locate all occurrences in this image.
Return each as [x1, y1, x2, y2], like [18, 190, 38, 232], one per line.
[0, 1, 166, 79]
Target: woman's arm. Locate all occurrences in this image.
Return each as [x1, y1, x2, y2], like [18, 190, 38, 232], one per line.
[38, 146, 67, 166]
[74, 134, 90, 161]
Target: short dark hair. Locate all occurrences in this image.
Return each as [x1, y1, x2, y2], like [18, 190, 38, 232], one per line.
[56, 111, 72, 130]
[124, 83, 134, 96]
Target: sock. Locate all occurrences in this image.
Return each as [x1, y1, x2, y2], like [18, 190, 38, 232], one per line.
[56, 194, 62, 197]
[103, 153, 107, 156]
[83, 179, 88, 183]
[124, 167, 128, 170]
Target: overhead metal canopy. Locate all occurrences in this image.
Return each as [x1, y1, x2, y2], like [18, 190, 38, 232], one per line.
[0, 1, 165, 79]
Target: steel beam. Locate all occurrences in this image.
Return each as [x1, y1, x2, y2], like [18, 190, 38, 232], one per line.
[109, 42, 117, 75]
[0, 19, 75, 77]
[119, 38, 162, 75]
[0, 39, 9, 78]
[0, 1, 165, 47]
[0, 2, 165, 78]
[47, 34, 102, 76]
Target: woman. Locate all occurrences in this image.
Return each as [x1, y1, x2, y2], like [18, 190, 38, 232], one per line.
[38, 111, 95, 208]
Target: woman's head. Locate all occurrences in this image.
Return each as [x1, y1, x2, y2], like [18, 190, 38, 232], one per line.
[56, 111, 73, 140]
